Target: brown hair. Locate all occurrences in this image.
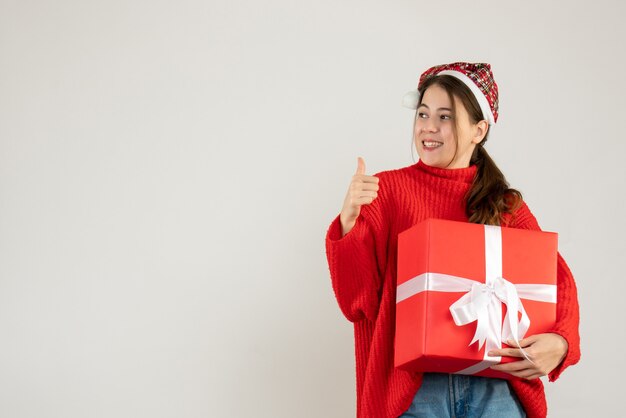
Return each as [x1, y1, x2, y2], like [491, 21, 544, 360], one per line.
[413, 74, 523, 226]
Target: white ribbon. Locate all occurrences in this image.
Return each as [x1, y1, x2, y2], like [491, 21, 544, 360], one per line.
[396, 224, 557, 375]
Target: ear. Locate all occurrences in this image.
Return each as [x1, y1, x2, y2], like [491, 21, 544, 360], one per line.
[472, 120, 489, 144]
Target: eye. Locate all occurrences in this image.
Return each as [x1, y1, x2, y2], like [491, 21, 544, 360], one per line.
[417, 112, 428, 119]
[440, 114, 452, 120]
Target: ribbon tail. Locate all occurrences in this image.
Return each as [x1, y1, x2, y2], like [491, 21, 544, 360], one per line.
[470, 308, 490, 350]
[498, 278, 535, 365]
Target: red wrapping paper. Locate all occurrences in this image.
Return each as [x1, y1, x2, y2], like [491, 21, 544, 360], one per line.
[394, 218, 558, 379]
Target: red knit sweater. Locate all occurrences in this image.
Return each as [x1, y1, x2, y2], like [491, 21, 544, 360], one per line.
[324, 159, 581, 418]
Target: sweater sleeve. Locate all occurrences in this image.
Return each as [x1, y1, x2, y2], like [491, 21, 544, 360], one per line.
[324, 172, 389, 323]
[511, 201, 581, 382]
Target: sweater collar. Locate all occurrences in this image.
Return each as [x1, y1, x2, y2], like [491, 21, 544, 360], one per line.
[414, 159, 478, 184]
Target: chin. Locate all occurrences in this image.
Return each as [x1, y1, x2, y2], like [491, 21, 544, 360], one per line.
[418, 153, 447, 167]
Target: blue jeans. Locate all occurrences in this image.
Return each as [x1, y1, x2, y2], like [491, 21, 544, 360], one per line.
[398, 373, 526, 418]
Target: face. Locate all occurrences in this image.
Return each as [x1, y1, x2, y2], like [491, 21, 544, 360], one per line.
[414, 84, 487, 169]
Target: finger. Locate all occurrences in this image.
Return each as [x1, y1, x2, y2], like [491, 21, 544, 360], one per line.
[359, 181, 380, 191]
[490, 359, 532, 372]
[350, 183, 379, 196]
[488, 348, 525, 358]
[517, 369, 542, 379]
[356, 157, 366, 175]
[510, 335, 537, 348]
[352, 174, 380, 185]
[352, 190, 378, 200]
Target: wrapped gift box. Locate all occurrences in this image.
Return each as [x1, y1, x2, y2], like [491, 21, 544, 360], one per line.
[394, 218, 558, 379]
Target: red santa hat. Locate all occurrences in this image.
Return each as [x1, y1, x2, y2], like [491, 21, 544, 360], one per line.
[402, 62, 499, 125]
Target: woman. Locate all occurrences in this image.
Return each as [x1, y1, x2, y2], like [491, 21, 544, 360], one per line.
[324, 62, 580, 418]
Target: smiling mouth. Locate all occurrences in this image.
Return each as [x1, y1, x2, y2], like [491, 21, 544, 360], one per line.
[423, 141, 443, 149]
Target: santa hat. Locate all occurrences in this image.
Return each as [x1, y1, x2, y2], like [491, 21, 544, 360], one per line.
[402, 62, 499, 126]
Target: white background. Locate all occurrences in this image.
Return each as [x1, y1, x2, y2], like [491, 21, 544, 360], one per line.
[1, 0, 624, 417]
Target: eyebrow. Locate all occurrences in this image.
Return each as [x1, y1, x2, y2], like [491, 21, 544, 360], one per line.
[418, 103, 452, 111]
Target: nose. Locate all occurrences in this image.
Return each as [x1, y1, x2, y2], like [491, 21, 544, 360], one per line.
[418, 116, 439, 133]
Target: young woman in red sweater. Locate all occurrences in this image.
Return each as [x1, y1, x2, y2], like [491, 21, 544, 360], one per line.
[325, 62, 580, 418]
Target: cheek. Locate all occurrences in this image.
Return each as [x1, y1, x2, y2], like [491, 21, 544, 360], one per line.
[438, 125, 453, 141]
[413, 123, 422, 137]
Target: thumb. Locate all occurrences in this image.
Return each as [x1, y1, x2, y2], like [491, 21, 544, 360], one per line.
[356, 157, 366, 175]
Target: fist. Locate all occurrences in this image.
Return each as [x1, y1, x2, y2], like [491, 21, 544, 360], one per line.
[340, 157, 380, 236]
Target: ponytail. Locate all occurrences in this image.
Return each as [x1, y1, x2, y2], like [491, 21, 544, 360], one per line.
[465, 144, 522, 226]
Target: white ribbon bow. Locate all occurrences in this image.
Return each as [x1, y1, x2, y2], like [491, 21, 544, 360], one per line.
[449, 275, 532, 363]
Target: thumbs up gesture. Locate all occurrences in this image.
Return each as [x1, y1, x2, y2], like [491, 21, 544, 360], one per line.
[340, 157, 380, 236]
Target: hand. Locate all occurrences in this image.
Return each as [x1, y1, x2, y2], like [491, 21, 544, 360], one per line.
[340, 157, 380, 236]
[488, 333, 569, 380]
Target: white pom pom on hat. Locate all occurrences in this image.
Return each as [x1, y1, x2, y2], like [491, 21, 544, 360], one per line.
[402, 90, 421, 109]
